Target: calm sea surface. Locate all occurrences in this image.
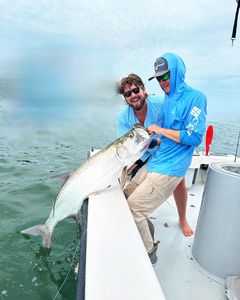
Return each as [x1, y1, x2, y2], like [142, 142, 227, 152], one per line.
[0, 82, 122, 299]
[1, 78, 240, 299]
[1, 1, 240, 298]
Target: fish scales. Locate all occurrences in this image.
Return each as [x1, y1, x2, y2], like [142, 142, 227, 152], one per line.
[21, 124, 151, 249]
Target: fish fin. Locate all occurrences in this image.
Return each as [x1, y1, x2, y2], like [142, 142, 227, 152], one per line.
[21, 224, 52, 249]
[119, 166, 128, 188]
[88, 190, 102, 197]
[72, 213, 81, 224]
[87, 185, 111, 197]
[50, 171, 71, 183]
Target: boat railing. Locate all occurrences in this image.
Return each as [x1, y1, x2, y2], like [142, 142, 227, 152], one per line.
[76, 159, 166, 300]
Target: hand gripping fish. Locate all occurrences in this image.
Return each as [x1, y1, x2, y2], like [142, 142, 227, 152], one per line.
[21, 124, 151, 248]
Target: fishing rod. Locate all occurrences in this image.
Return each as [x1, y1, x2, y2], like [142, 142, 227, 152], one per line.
[234, 129, 240, 162]
[231, 0, 240, 45]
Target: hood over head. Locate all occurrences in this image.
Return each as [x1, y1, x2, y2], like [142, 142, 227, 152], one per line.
[150, 53, 187, 101]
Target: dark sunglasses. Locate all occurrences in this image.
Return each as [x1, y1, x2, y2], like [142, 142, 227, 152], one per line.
[123, 87, 140, 98]
[156, 72, 170, 82]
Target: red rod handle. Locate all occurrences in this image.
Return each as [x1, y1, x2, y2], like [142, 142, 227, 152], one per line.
[206, 125, 214, 156]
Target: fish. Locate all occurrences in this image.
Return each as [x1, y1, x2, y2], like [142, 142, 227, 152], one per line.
[21, 124, 151, 249]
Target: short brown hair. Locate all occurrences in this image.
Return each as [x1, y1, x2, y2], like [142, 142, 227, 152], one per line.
[118, 73, 145, 94]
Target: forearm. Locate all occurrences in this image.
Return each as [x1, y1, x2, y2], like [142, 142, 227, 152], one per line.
[159, 128, 180, 143]
[148, 125, 180, 143]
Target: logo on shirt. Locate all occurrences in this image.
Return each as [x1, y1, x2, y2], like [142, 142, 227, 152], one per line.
[190, 106, 201, 119]
[186, 106, 202, 136]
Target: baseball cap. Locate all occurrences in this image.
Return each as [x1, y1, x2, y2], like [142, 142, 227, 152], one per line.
[148, 57, 169, 81]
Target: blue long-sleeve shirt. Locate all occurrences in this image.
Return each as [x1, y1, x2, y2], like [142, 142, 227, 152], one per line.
[147, 53, 207, 176]
[117, 95, 163, 162]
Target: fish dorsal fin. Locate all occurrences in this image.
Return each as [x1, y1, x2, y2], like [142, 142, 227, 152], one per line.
[119, 166, 128, 189]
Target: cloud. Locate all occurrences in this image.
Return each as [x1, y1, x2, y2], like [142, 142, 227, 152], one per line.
[0, 0, 239, 116]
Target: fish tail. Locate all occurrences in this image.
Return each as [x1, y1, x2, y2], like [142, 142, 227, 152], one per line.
[21, 224, 52, 249]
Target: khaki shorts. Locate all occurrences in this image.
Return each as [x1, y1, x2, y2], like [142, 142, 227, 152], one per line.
[124, 166, 183, 252]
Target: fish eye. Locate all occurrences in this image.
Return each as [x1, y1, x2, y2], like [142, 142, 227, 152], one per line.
[128, 132, 134, 139]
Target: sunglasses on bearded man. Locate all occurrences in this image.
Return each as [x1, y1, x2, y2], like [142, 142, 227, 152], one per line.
[123, 87, 141, 98]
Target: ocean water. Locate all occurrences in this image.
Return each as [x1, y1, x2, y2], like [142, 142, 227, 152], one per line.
[1, 77, 240, 300]
[0, 86, 122, 299]
[1, 1, 240, 299]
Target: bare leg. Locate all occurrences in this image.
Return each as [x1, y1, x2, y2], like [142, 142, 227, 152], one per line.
[173, 178, 194, 237]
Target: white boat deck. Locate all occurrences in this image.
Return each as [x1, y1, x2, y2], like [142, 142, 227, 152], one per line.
[151, 175, 227, 300]
[83, 153, 240, 300]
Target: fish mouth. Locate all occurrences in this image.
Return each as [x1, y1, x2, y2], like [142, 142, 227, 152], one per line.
[133, 123, 150, 135]
[141, 140, 152, 152]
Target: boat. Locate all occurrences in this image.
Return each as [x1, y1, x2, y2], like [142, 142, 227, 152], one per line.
[75, 9, 240, 297]
[75, 144, 240, 300]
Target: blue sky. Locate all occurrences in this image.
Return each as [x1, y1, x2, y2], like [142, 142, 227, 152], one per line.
[0, 0, 239, 118]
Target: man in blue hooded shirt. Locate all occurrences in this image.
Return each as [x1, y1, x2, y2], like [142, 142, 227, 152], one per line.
[124, 53, 207, 264]
[117, 73, 194, 239]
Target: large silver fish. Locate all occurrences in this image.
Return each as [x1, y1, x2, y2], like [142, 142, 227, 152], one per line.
[21, 124, 151, 248]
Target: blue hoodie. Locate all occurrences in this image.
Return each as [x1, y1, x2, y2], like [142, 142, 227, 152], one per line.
[147, 53, 207, 176]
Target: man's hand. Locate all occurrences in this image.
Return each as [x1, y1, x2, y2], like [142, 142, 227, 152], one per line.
[148, 125, 180, 143]
[148, 125, 162, 135]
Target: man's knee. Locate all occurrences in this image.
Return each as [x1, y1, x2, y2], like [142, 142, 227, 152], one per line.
[175, 177, 186, 193]
[123, 181, 138, 199]
[126, 192, 136, 209]
[126, 193, 144, 220]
